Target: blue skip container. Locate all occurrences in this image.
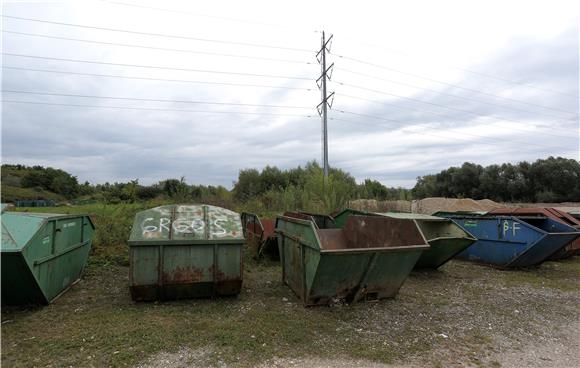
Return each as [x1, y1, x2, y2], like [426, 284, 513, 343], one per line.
[442, 215, 579, 268]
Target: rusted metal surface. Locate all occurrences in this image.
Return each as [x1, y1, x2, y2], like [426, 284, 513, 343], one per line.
[128, 204, 244, 301]
[275, 213, 429, 306]
[240, 212, 278, 259]
[163, 266, 205, 284]
[489, 207, 580, 226]
[489, 207, 580, 259]
[335, 210, 477, 269]
[315, 229, 347, 250]
[342, 216, 426, 249]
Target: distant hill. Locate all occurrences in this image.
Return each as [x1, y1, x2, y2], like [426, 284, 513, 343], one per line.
[1, 164, 67, 202]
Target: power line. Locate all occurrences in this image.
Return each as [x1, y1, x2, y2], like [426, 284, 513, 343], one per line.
[3, 66, 317, 91]
[2, 14, 313, 53]
[336, 66, 576, 121]
[2, 90, 314, 109]
[331, 52, 578, 115]
[337, 110, 565, 148]
[97, 0, 320, 34]
[334, 81, 577, 138]
[332, 111, 567, 150]
[4, 100, 564, 152]
[329, 116, 572, 156]
[2, 30, 315, 65]
[336, 35, 578, 99]
[338, 93, 574, 139]
[337, 92, 575, 138]
[2, 53, 314, 81]
[2, 99, 317, 118]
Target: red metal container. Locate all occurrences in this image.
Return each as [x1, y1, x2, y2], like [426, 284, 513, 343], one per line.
[241, 212, 278, 259]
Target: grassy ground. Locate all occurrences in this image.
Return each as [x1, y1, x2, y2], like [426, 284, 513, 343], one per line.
[2, 253, 579, 368]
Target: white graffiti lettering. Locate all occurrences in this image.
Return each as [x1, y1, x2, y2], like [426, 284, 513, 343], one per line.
[191, 219, 205, 233]
[502, 220, 520, 237]
[141, 216, 236, 236]
[172, 220, 191, 233]
[213, 218, 227, 237]
[512, 222, 520, 236]
[141, 217, 157, 233]
[160, 217, 171, 232]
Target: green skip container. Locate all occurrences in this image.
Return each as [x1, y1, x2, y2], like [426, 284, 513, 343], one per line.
[128, 204, 245, 301]
[376, 212, 476, 269]
[275, 212, 429, 306]
[334, 209, 476, 269]
[1, 211, 95, 305]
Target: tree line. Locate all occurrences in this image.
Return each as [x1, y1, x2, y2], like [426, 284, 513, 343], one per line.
[1, 164, 231, 204]
[411, 157, 580, 202]
[1, 162, 410, 212]
[232, 161, 410, 212]
[3, 156, 578, 208]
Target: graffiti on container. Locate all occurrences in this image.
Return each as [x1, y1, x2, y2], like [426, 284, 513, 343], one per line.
[502, 220, 520, 236]
[136, 205, 243, 240]
[141, 217, 230, 236]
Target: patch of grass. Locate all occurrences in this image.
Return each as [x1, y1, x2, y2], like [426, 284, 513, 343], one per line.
[1, 185, 63, 201]
[498, 260, 580, 292]
[344, 341, 396, 364]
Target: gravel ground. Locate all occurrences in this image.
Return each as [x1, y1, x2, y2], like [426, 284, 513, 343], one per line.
[490, 320, 580, 368]
[3, 258, 578, 367]
[138, 318, 580, 368]
[136, 259, 580, 368]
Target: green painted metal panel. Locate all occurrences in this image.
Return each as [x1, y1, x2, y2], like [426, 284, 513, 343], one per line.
[128, 204, 244, 301]
[432, 211, 488, 217]
[413, 237, 474, 269]
[1, 212, 95, 305]
[1, 213, 45, 251]
[129, 246, 159, 286]
[376, 212, 442, 220]
[1, 221, 19, 249]
[333, 209, 476, 269]
[332, 208, 370, 228]
[276, 213, 429, 306]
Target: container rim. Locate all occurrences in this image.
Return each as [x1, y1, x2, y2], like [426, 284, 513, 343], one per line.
[128, 239, 245, 246]
[320, 244, 429, 254]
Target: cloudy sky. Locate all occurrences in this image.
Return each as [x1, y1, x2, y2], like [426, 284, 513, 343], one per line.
[1, 0, 578, 188]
